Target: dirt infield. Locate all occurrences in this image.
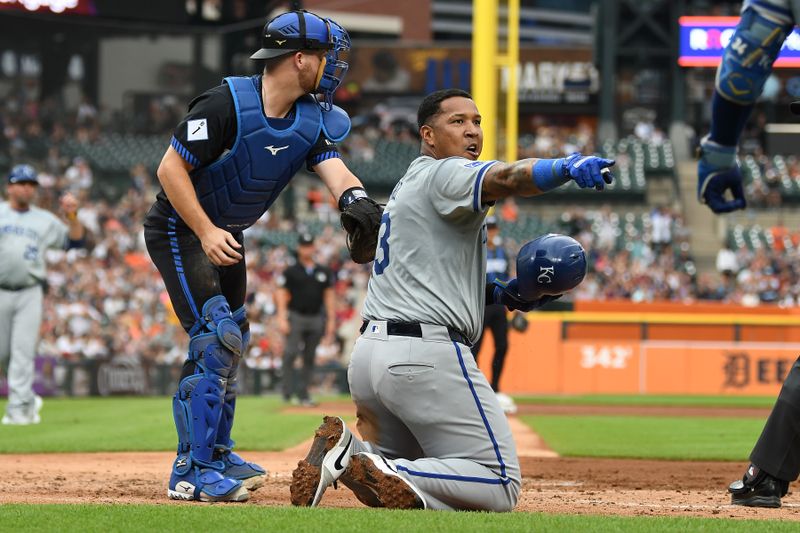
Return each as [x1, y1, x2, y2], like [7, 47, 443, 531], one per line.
[1, 402, 797, 521]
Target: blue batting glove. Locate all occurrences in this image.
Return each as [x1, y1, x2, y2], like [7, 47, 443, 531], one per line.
[491, 278, 562, 312]
[697, 135, 746, 213]
[562, 153, 616, 190]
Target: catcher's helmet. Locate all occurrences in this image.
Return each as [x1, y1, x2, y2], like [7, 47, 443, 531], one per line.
[516, 233, 587, 300]
[251, 10, 350, 109]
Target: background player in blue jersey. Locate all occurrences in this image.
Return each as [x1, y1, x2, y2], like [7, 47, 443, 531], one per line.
[143, 10, 382, 503]
[697, 0, 800, 508]
[472, 215, 516, 414]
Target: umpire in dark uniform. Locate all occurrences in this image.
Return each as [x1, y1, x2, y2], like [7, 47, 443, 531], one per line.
[277, 233, 336, 406]
[729, 357, 800, 507]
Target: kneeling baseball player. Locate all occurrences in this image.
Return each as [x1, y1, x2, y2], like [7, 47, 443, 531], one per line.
[290, 88, 613, 511]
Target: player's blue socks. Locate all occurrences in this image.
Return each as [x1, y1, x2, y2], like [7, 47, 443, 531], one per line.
[709, 92, 753, 147]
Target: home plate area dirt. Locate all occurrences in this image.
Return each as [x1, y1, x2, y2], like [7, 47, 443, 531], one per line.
[1, 402, 797, 521]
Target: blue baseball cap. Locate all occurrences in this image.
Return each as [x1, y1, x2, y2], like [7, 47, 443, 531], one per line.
[8, 164, 39, 185]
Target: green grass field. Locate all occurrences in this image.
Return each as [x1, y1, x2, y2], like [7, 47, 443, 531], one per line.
[0, 396, 346, 453]
[515, 394, 778, 408]
[0, 394, 785, 531]
[520, 414, 764, 461]
[0, 505, 797, 533]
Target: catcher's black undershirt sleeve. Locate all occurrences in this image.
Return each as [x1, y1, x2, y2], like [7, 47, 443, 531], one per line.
[171, 82, 339, 170]
[171, 84, 236, 168]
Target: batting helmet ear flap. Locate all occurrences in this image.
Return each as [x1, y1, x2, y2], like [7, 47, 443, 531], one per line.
[515, 233, 587, 300]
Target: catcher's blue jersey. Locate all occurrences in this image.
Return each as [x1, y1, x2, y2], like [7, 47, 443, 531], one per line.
[191, 76, 349, 231]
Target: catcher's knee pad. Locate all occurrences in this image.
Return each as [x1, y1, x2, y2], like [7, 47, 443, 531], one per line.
[715, 7, 792, 105]
[174, 296, 243, 465]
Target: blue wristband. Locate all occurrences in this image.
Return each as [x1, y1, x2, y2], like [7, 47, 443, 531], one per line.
[532, 158, 569, 192]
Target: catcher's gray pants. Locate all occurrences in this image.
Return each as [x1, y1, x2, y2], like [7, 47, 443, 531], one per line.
[0, 285, 43, 416]
[348, 321, 520, 511]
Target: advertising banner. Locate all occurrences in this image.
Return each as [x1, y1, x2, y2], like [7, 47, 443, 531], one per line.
[679, 16, 800, 67]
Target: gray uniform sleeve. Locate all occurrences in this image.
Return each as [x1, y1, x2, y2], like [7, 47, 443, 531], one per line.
[429, 158, 498, 220]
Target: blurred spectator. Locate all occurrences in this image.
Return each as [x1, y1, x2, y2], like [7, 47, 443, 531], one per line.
[63, 157, 93, 197]
[650, 205, 673, 253]
[362, 51, 411, 93]
[716, 244, 739, 280]
[500, 198, 518, 223]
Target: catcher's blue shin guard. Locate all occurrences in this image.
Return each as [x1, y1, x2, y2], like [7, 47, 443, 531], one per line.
[214, 305, 267, 490]
[169, 296, 248, 502]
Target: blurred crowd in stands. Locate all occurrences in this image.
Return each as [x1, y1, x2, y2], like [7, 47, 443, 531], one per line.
[3, 84, 800, 389]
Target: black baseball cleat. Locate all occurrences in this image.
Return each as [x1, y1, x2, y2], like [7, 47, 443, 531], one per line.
[728, 464, 789, 508]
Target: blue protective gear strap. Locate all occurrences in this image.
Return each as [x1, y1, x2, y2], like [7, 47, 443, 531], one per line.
[321, 104, 351, 142]
[532, 158, 568, 192]
[715, 7, 791, 105]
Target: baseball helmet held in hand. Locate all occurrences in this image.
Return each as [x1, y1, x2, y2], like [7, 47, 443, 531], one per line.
[516, 233, 587, 301]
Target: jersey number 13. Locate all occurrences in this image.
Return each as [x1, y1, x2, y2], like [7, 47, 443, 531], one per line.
[374, 212, 391, 275]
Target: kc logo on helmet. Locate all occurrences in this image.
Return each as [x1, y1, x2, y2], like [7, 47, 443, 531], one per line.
[537, 266, 554, 283]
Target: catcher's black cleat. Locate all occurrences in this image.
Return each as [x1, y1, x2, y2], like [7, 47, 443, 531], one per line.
[728, 464, 789, 508]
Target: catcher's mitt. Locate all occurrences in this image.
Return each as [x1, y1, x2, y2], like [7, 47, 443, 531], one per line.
[341, 197, 383, 264]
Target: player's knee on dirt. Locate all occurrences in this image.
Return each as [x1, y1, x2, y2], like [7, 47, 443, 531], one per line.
[715, 7, 791, 105]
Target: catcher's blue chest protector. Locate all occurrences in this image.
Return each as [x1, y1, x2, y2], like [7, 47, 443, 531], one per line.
[192, 75, 350, 231]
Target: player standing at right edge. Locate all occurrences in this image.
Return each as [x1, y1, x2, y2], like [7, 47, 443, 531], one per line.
[290, 88, 614, 511]
[696, 0, 800, 508]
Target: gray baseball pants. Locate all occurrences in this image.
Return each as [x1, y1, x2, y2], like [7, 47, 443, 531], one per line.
[346, 320, 520, 511]
[0, 285, 43, 417]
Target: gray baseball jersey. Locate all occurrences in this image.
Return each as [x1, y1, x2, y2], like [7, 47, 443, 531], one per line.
[361, 155, 498, 343]
[0, 202, 68, 287]
[1, 200, 68, 422]
[342, 155, 521, 512]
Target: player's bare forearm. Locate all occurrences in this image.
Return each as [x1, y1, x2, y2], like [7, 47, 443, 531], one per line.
[314, 158, 364, 202]
[482, 159, 542, 203]
[322, 287, 336, 323]
[276, 288, 290, 320]
[66, 218, 85, 241]
[323, 287, 336, 333]
[157, 147, 217, 238]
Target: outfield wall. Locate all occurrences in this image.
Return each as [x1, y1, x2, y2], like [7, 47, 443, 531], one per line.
[476, 302, 800, 395]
